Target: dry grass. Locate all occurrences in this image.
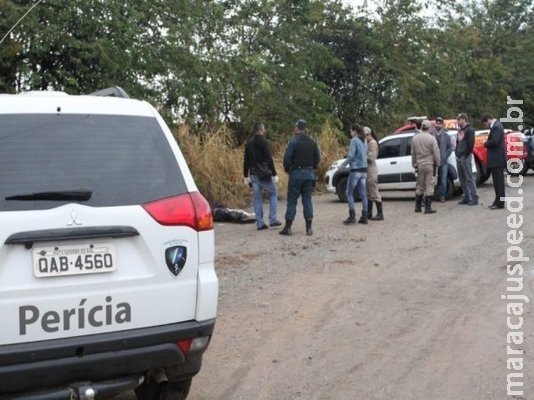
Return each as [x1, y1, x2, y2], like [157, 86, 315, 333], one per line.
[173, 122, 346, 208]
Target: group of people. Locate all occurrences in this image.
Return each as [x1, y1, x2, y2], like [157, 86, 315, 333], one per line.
[338, 124, 384, 225]
[243, 119, 320, 236]
[412, 112, 507, 213]
[243, 112, 508, 236]
[243, 119, 383, 236]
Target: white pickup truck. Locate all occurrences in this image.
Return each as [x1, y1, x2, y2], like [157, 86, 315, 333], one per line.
[0, 88, 218, 400]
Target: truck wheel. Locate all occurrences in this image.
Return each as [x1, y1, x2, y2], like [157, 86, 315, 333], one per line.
[336, 176, 360, 203]
[433, 177, 454, 200]
[508, 160, 529, 176]
[475, 160, 487, 185]
[336, 176, 348, 203]
[474, 159, 490, 184]
[135, 378, 192, 400]
[445, 177, 454, 200]
[520, 162, 529, 176]
[475, 160, 483, 186]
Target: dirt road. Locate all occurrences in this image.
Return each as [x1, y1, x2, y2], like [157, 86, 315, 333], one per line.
[189, 176, 534, 400]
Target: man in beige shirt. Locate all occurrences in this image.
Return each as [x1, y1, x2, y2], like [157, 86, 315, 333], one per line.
[411, 120, 440, 213]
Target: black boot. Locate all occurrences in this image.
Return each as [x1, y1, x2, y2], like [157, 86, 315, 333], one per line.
[370, 202, 384, 221]
[424, 197, 436, 214]
[305, 219, 313, 236]
[343, 209, 356, 225]
[367, 201, 374, 219]
[279, 219, 293, 235]
[358, 210, 368, 224]
[415, 195, 423, 213]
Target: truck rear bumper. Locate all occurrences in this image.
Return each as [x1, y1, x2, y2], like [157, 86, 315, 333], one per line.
[0, 319, 215, 397]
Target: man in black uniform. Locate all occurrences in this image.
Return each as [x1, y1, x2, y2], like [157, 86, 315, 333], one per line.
[279, 119, 320, 236]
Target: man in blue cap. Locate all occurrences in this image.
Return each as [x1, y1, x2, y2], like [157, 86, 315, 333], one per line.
[279, 119, 321, 236]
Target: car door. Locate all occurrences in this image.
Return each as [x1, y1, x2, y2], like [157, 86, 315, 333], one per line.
[376, 136, 403, 189]
[399, 135, 417, 188]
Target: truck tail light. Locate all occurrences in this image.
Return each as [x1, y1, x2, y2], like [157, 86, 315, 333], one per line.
[142, 192, 213, 231]
[177, 337, 210, 354]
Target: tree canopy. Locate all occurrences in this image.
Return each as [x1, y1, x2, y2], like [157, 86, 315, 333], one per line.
[1, 0, 532, 138]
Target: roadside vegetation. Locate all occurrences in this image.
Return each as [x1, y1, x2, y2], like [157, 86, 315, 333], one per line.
[2, 0, 533, 205]
[175, 122, 345, 207]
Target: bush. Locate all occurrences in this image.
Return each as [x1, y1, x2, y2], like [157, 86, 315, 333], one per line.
[173, 122, 346, 208]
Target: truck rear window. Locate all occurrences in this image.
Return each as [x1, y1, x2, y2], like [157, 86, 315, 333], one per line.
[0, 114, 186, 211]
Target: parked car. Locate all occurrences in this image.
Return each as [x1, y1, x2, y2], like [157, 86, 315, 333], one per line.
[325, 130, 476, 202]
[0, 88, 218, 399]
[521, 127, 534, 173]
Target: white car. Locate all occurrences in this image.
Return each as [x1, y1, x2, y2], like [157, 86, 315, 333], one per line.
[325, 130, 476, 202]
[0, 88, 218, 399]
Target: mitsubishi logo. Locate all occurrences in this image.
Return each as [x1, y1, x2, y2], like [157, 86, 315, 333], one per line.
[67, 211, 82, 226]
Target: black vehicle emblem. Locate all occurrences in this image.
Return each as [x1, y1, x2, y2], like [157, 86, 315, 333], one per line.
[165, 246, 187, 276]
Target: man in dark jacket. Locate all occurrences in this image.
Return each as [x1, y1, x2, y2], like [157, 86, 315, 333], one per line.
[482, 113, 506, 209]
[279, 119, 321, 236]
[243, 122, 281, 230]
[455, 113, 479, 205]
[432, 116, 453, 202]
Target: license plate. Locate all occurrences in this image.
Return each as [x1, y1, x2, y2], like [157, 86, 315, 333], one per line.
[33, 243, 117, 278]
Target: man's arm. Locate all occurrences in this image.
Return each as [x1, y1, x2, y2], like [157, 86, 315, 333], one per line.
[433, 139, 441, 167]
[445, 132, 453, 160]
[261, 138, 277, 176]
[313, 141, 321, 169]
[283, 139, 295, 173]
[411, 141, 417, 168]
[466, 127, 476, 154]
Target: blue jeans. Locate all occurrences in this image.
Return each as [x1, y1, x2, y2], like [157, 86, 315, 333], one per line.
[285, 177, 314, 221]
[456, 156, 478, 202]
[347, 171, 368, 213]
[251, 175, 278, 228]
[437, 163, 448, 198]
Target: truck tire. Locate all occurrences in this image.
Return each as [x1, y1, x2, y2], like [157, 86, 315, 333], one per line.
[434, 177, 454, 200]
[336, 176, 360, 203]
[135, 378, 192, 400]
[336, 176, 348, 203]
[508, 159, 529, 176]
[336, 175, 361, 203]
[475, 159, 490, 185]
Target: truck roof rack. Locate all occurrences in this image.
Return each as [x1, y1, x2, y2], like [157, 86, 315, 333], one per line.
[406, 115, 427, 122]
[88, 86, 129, 98]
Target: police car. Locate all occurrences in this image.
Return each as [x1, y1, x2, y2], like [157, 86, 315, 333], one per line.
[0, 88, 218, 399]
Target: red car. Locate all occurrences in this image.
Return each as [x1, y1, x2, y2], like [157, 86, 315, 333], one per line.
[474, 129, 526, 181]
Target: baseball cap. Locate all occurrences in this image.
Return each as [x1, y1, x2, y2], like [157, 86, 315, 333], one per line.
[421, 119, 431, 130]
[295, 119, 307, 129]
[363, 126, 372, 135]
[457, 113, 468, 121]
[435, 116, 444, 123]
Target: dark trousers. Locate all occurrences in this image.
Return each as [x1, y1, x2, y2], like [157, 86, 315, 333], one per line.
[285, 178, 314, 221]
[490, 167, 505, 207]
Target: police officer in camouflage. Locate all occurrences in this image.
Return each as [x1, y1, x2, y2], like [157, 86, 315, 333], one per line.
[279, 119, 321, 236]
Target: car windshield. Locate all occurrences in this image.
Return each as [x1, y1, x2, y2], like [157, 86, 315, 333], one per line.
[0, 114, 186, 211]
